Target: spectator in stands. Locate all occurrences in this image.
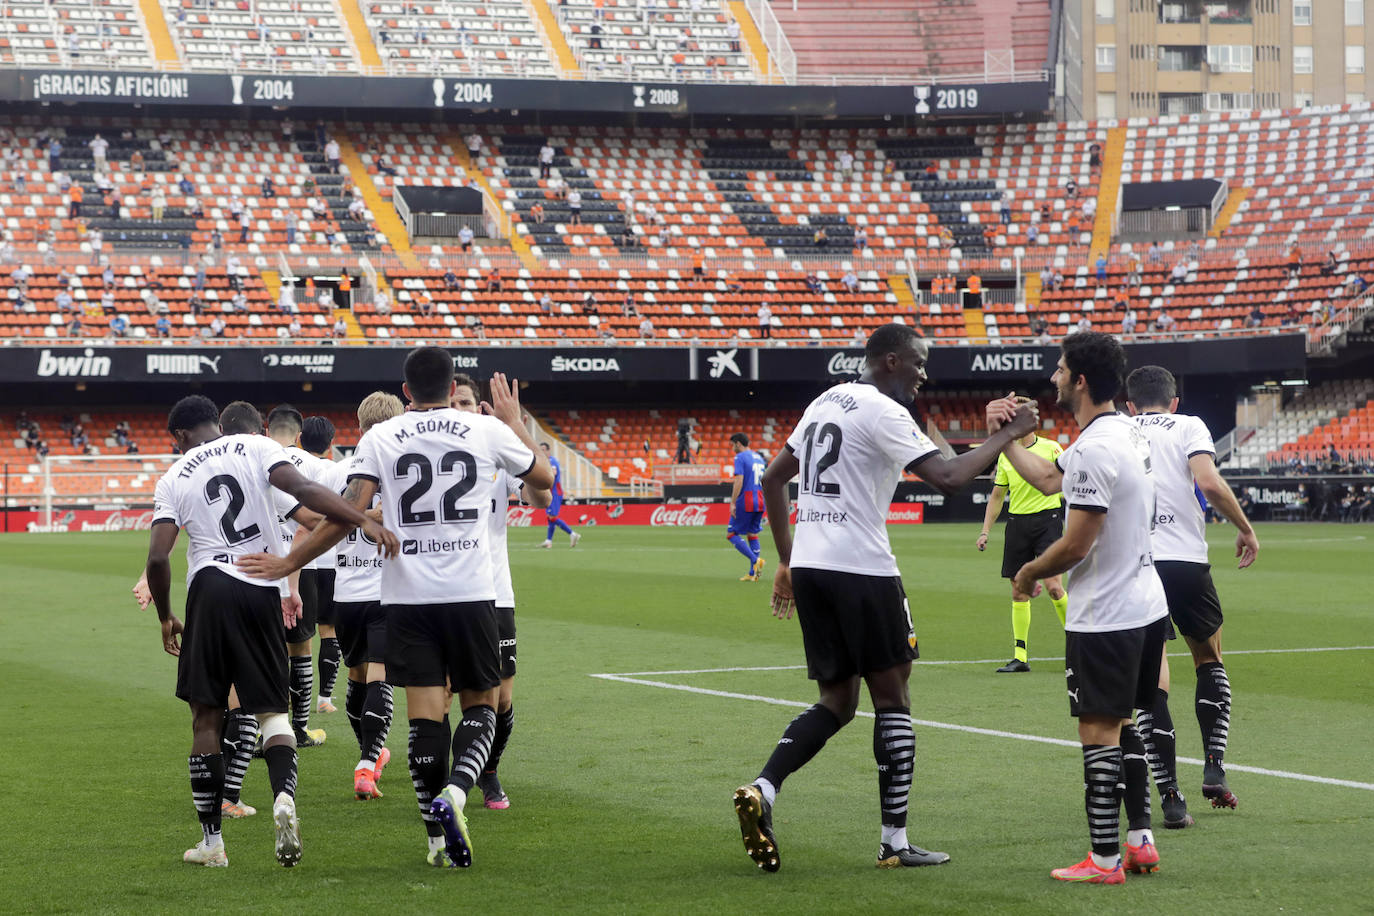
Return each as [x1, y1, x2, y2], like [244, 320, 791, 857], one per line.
[582, 291, 599, 315]
[567, 188, 583, 225]
[1111, 285, 1129, 314]
[486, 268, 503, 292]
[155, 314, 171, 338]
[108, 314, 129, 338]
[548, 173, 567, 200]
[140, 288, 161, 316]
[1126, 256, 1142, 286]
[10, 264, 30, 295]
[1246, 304, 1264, 328]
[639, 316, 655, 338]
[466, 133, 484, 162]
[938, 226, 955, 247]
[1065, 177, 1078, 199]
[1094, 253, 1107, 286]
[589, 22, 604, 48]
[1026, 223, 1039, 245]
[231, 290, 248, 313]
[1065, 211, 1081, 236]
[332, 315, 347, 338]
[1282, 300, 1302, 326]
[1170, 258, 1188, 283]
[1083, 196, 1097, 220]
[71, 424, 87, 450]
[442, 268, 461, 291]
[854, 225, 868, 250]
[209, 229, 224, 253]
[55, 289, 73, 314]
[317, 285, 334, 311]
[621, 225, 639, 248]
[238, 209, 252, 243]
[1088, 142, 1102, 172]
[1346, 273, 1368, 296]
[539, 142, 555, 179]
[724, 272, 744, 293]
[1075, 313, 1092, 333]
[177, 174, 195, 196]
[813, 227, 829, 248]
[757, 300, 773, 339]
[458, 225, 475, 251]
[1146, 240, 1162, 264]
[89, 133, 109, 172]
[531, 202, 546, 225]
[804, 272, 824, 294]
[373, 288, 392, 316]
[374, 151, 397, 176]
[839, 150, 855, 179]
[840, 269, 860, 293]
[1320, 250, 1339, 276]
[126, 148, 144, 173]
[101, 289, 116, 315]
[1154, 309, 1177, 333]
[209, 315, 227, 338]
[47, 137, 61, 172]
[68, 183, 83, 219]
[999, 196, 1012, 226]
[691, 251, 706, 283]
[1287, 244, 1303, 278]
[24, 424, 40, 449]
[325, 137, 341, 172]
[539, 291, 554, 313]
[151, 187, 166, 223]
[347, 197, 366, 222]
[411, 290, 433, 319]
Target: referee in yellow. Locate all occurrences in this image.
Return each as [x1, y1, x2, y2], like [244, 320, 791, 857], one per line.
[976, 419, 1069, 672]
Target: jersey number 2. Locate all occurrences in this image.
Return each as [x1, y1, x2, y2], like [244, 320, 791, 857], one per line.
[395, 451, 479, 525]
[204, 474, 262, 545]
[799, 422, 843, 497]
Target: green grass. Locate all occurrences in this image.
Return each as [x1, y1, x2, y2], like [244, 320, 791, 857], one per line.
[2, 523, 1372, 914]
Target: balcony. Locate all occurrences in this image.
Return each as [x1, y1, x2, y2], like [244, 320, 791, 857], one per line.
[1159, 1, 1253, 25]
[1158, 46, 1205, 72]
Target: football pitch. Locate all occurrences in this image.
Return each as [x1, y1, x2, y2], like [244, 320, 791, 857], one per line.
[3, 522, 1372, 914]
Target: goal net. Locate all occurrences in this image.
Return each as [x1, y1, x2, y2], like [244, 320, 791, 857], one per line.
[35, 453, 182, 532]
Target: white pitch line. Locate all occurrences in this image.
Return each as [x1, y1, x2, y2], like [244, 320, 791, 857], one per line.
[588, 674, 1374, 792]
[609, 645, 1374, 677]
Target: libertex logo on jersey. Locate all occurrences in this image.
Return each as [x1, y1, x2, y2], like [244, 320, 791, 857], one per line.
[400, 537, 481, 555]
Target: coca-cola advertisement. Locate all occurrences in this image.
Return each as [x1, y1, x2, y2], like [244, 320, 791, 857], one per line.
[498, 501, 923, 527]
[11, 508, 157, 533]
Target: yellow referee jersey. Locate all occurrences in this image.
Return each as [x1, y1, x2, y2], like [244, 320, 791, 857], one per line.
[994, 436, 1064, 515]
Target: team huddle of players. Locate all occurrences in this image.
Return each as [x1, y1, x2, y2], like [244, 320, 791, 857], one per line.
[144, 347, 562, 869]
[143, 328, 1256, 883]
[730, 326, 1257, 884]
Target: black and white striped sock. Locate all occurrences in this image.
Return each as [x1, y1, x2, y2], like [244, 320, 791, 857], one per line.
[189, 753, 224, 846]
[263, 743, 298, 799]
[485, 705, 515, 776]
[874, 707, 914, 845]
[1082, 744, 1122, 858]
[409, 718, 447, 838]
[361, 681, 391, 769]
[221, 710, 257, 805]
[288, 656, 313, 733]
[345, 679, 366, 755]
[1137, 688, 1177, 791]
[378, 683, 395, 746]
[1195, 662, 1231, 761]
[448, 704, 497, 794]
[317, 637, 341, 701]
[1120, 724, 1152, 831]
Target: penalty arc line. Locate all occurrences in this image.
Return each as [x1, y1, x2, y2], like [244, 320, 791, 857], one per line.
[588, 673, 1374, 793]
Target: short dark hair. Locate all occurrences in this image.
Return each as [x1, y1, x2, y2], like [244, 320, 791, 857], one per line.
[729, 433, 749, 447]
[865, 322, 920, 365]
[1061, 332, 1126, 404]
[1125, 365, 1178, 410]
[167, 395, 219, 435]
[404, 346, 455, 404]
[266, 404, 303, 437]
[300, 415, 336, 454]
[453, 372, 482, 402]
[219, 400, 263, 435]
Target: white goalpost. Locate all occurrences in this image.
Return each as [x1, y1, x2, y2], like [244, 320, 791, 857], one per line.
[39, 453, 182, 531]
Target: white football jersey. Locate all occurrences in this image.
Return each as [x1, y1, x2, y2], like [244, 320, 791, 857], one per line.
[316, 459, 383, 603]
[152, 433, 290, 591]
[786, 382, 940, 577]
[348, 408, 536, 605]
[488, 470, 524, 609]
[1132, 411, 1215, 564]
[1056, 413, 1169, 633]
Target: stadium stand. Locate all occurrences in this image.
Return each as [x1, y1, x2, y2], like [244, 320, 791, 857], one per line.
[160, 0, 357, 73]
[553, 0, 755, 82]
[363, 0, 557, 76]
[1225, 379, 1374, 470]
[0, 0, 155, 68]
[769, 0, 1050, 80]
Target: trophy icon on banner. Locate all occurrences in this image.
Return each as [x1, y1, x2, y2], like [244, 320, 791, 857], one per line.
[633, 85, 646, 108]
[231, 74, 244, 106]
[433, 78, 445, 107]
[913, 85, 931, 115]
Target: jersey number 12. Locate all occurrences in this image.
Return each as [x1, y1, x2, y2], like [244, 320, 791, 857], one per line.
[799, 422, 843, 497]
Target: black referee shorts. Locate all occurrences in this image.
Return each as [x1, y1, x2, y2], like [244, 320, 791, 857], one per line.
[285, 568, 318, 644]
[1001, 508, 1064, 579]
[334, 599, 387, 668]
[1155, 560, 1224, 642]
[385, 600, 501, 693]
[176, 567, 289, 714]
[1064, 616, 1169, 719]
[315, 567, 337, 628]
[791, 567, 918, 683]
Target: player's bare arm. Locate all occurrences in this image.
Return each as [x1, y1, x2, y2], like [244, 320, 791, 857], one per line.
[485, 371, 557, 490]
[977, 483, 1007, 551]
[912, 402, 1037, 496]
[270, 462, 399, 556]
[761, 448, 798, 619]
[145, 520, 183, 656]
[1189, 453, 1259, 568]
[135, 527, 180, 609]
[240, 475, 381, 579]
[1012, 507, 1106, 597]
